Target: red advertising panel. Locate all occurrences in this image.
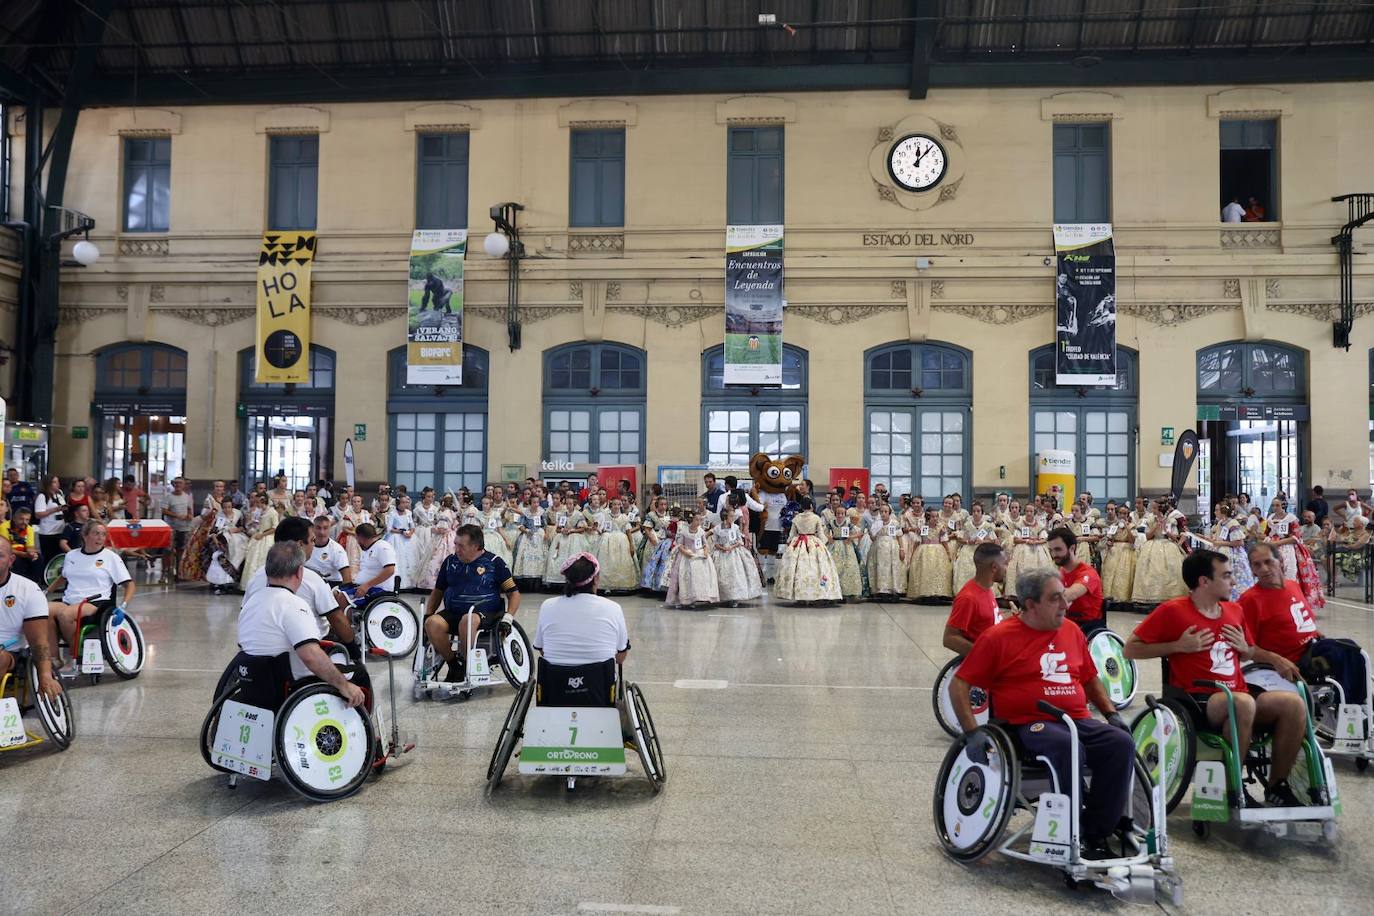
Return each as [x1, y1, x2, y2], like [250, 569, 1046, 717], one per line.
[828, 467, 870, 497]
[598, 465, 639, 499]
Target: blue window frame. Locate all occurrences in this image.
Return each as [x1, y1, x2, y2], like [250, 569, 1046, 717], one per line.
[701, 345, 807, 464]
[416, 132, 469, 229]
[1053, 123, 1110, 223]
[864, 342, 971, 501]
[123, 137, 171, 232]
[386, 345, 489, 493]
[569, 129, 625, 228]
[543, 343, 645, 465]
[268, 135, 319, 231]
[1030, 345, 1137, 502]
[727, 126, 784, 225]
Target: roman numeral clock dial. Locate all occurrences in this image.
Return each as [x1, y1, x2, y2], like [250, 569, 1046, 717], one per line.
[887, 133, 948, 193]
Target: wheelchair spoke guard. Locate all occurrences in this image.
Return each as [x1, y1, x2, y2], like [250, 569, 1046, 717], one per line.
[487, 678, 534, 789]
[364, 599, 420, 659]
[497, 617, 533, 689]
[102, 608, 145, 679]
[628, 682, 667, 791]
[1131, 699, 1194, 814]
[28, 658, 73, 750]
[933, 656, 988, 739]
[1089, 630, 1138, 709]
[275, 684, 374, 802]
[933, 725, 1017, 862]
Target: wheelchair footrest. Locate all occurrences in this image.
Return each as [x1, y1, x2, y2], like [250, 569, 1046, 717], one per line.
[1238, 804, 1335, 824]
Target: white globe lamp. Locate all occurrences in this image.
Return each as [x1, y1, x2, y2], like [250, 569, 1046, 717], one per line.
[72, 239, 101, 266]
[483, 231, 510, 259]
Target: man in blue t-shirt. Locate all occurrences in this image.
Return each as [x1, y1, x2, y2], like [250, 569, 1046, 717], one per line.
[423, 523, 521, 682]
[6, 469, 35, 516]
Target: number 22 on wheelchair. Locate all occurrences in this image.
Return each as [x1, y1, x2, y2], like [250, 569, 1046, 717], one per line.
[934, 699, 1182, 905]
[0, 651, 74, 756]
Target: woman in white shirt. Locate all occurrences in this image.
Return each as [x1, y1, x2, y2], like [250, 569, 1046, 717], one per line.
[45, 520, 136, 672]
[34, 475, 67, 562]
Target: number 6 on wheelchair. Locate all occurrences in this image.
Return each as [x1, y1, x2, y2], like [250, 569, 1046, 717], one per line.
[487, 657, 665, 794]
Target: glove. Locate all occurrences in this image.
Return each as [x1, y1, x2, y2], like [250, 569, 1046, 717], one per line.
[1106, 712, 1129, 732]
[111, 606, 126, 626]
[964, 730, 992, 766]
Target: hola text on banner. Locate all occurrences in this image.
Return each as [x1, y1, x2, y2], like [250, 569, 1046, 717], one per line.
[724, 225, 784, 386]
[255, 232, 316, 384]
[1053, 223, 1116, 386]
[406, 229, 466, 384]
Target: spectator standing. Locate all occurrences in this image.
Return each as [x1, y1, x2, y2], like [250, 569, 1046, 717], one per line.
[1304, 485, 1328, 525]
[33, 475, 67, 562]
[6, 469, 36, 516]
[163, 477, 196, 580]
[0, 507, 40, 581]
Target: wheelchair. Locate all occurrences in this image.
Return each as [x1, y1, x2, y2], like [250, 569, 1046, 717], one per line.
[934, 699, 1181, 903]
[0, 650, 74, 754]
[933, 656, 990, 738]
[342, 577, 421, 659]
[63, 588, 146, 684]
[1300, 643, 1372, 772]
[411, 605, 533, 701]
[200, 644, 382, 802]
[1128, 665, 1339, 841]
[43, 553, 64, 588]
[487, 657, 666, 794]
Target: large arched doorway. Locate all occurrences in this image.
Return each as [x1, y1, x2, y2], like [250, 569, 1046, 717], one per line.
[94, 343, 188, 493]
[239, 345, 336, 488]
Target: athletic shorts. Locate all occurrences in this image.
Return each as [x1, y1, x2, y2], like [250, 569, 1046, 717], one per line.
[437, 604, 504, 633]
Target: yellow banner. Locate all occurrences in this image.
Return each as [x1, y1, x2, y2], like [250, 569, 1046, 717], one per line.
[255, 232, 316, 383]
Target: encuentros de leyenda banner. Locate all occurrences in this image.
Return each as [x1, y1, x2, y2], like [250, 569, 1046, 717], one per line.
[724, 224, 784, 386]
[1053, 223, 1116, 386]
[255, 232, 317, 384]
[406, 229, 466, 385]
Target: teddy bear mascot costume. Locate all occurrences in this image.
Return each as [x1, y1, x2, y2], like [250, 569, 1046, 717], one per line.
[749, 452, 804, 584]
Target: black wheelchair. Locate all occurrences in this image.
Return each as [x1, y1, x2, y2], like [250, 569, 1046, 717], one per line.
[487, 656, 665, 794]
[0, 650, 73, 754]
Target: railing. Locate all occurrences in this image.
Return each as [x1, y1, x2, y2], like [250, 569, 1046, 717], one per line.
[1325, 541, 1373, 604]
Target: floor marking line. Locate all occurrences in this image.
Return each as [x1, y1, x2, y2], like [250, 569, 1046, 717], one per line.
[578, 905, 681, 914]
[1322, 597, 1373, 612]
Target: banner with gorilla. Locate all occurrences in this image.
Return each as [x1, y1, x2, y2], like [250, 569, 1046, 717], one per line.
[1053, 223, 1116, 386]
[406, 229, 466, 385]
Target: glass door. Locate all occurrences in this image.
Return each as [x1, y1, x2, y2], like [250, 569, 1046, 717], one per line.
[99, 414, 186, 496]
[1229, 420, 1300, 504]
[245, 414, 329, 490]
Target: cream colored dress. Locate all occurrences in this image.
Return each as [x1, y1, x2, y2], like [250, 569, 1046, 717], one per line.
[712, 523, 763, 602]
[1005, 521, 1053, 598]
[595, 512, 640, 592]
[906, 524, 953, 599]
[774, 511, 843, 603]
[238, 506, 279, 589]
[953, 518, 997, 592]
[866, 520, 906, 597]
[1131, 514, 1188, 603]
[822, 509, 864, 599]
[666, 526, 719, 606]
[1100, 522, 1138, 602]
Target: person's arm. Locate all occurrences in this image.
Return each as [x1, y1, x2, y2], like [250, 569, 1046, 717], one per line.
[1083, 677, 1125, 726]
[21, 617, 61, 700]
[948, 676, 982, 734]
[1062, 580, 1089, 603]
[424, 586, 444, 617]
[337, 557, 353, 586]
[1251, 646, 1300, 681]
[325, 608, 355, 644]
[942, 625, 973, 657]
[1123, 626, 1211, 660]
[295, 642, 365, 707]
[357, 564, 395, 593]
[35, 496, 62, 521]
[118, 578, 136, 606]
[503, 586, 521, 617]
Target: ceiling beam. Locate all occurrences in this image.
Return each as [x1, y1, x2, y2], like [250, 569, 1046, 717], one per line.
[909, 0, 937, 99]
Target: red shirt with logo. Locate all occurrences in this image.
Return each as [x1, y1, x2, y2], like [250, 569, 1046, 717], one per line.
[1060, 561, 1103, 625]
[956, 617, 1096, 724]
[1238, 581, 1320, 664]
[1132, 596, 1254, 694]
[946, 580, 999, 643]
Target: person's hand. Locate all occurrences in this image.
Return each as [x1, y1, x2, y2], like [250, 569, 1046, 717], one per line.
[339, 682, 366, 708]
[1174, 626, 1214, 654]
[963, 730, 992, 766]
[1220, 623, 1250, 657]
[1271, 655, 1301, 681]
[1106, 712, 1129, 732]
[38, 672, 61, 702]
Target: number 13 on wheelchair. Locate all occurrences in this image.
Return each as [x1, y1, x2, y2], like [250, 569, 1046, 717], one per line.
[934, 698, 1182, 905]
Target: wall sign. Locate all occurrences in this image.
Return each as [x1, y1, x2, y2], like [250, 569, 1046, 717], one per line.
[860, 232, 976, 248]
[71, 426, 89, 440]
[1160, 427, 1174, 446]
[1197, 404, 1310, 421]
[354, 423, 367, 441]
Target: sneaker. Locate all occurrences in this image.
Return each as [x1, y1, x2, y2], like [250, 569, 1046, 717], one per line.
[1241, 788, 1266, 809]
[1079, 837, 1117, 861]
[55, 660, 80, 678]
[1265, 779, 1304, 808]
[444, 660, 466, 683]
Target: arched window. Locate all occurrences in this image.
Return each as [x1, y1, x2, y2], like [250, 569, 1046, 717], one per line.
[238, 345, 336, 489]
[542, 342, 646, 465]
[386, 345, 489, 492]
[864, 341, 971, 500]
[1197, 342, 1303, 400]
[1029, 345, 1138, 502]
[93, 343, 188, 492]
[701, 344, 807, 464]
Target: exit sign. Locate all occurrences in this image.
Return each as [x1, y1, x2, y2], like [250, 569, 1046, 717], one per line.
[354, 424, 367, 441]
[71, 426, 89, 440]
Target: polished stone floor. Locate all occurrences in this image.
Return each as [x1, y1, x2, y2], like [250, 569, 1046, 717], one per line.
[4, 585, 1374, 916]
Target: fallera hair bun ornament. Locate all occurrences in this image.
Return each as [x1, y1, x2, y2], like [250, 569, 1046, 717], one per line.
[559, 551, 601, 586]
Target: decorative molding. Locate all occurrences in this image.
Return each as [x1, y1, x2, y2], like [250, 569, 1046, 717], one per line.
[108, 108, 182, 136]
[930, 281, 945, 299]
[1207, 87, 1294, 119]
[149, 284, 166, 304]
[608, 305, 720, 328]
[715, 95, 797, 125]
[791, 304, 906, 325]
[59, 307, 124, 326]
[1221, 228, 1281, 249]
[1223, 279, 1241, 299]
[934, 119, 961, 146]
[159, 307, 254, 326]
[890, 281, 907, 300]
[117, 237, 169, 257]
[567, 233, 624, 254]
[1266, 279, 1281, 297]
[557, 99, 637, 128]
[1121, 303, 1235, 326]
[115, 285, 129, 302]
[605, 282, 621, 302]
[468, 305, 581, 325]
[877, 126, 894, 143]
[937, 177, 963, 203]
[930, 304, 1051, 325]
[874, 181, 898, 204]
[568, 281, 583, 301]
[1040, 91, 1125, 121]
[403, 102, 481, 132]
[1267, 301, 1374, 322]
[255, 106, 330, 135]
[315, 306, 402, 326]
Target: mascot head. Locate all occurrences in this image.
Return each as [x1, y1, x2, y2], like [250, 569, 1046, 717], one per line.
[750, 452, 805, 496]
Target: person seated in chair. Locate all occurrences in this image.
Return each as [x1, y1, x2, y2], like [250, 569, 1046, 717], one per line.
[1124, 548, 1309, 807]
[337, 524, 395, 607]
[532, 553, 630, 707]
[45, 520, 136, 675]
[243, 516, 355, 654]
[950, 568, 1133, 861]
[942, 543, 1007, 656]
[0, 539, 62, 701]
[423, 523, 521, 683]
[1047, 526, 1105, 635]
[305, 515, 353, 587]
[1240, 541, 1368, 709]
[234, 542, 364, 710]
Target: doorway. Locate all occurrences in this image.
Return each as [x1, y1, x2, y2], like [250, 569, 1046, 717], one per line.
[99, 413, 186, 495]
[244, 414, 331, 490]
[1201, 419, 1302, 508]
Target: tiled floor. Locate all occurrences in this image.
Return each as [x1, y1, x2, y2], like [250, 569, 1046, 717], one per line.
[4, 586, 1374, 915]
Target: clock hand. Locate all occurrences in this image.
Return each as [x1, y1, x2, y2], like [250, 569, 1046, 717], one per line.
[914, 145, 928, 165]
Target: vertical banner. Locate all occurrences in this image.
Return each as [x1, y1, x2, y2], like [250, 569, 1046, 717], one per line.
[406, 229, 466, 384]
[1053, 223, 1116, 386]
[1169, 429, 1200, 504]
[344, 438, 356, 490]
[255, 232, 316, 383]
[724, 224, 784, 385]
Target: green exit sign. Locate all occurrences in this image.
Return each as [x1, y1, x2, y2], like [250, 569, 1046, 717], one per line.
[354, 424, 367, 441]
[71, 426, 89, 440]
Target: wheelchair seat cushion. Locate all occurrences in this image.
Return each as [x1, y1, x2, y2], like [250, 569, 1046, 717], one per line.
[221, 650, 296, 711]
[536, 657, 616, 708]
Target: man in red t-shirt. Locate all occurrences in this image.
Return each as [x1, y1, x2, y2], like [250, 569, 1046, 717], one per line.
[1125, 548, 1308, 807]
[1241, 542, 1367, 706]
[943, 542, 1007, 655]
[952, 568, 1133, 857]
[1047, 526, 1104, 633]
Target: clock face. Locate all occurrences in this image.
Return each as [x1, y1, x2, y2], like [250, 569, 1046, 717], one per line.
[887, 134, 948, 192]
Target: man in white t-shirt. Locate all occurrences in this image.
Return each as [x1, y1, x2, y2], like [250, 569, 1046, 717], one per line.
[0, 540, 61, 701]
[1222, 198, 1246, 222]
[243, 517, 353, 649]
[533, 553, 630, 668]
[305, 516, 353, 585]
[338, 523, 396, 607]
[235, 542, 364, 706]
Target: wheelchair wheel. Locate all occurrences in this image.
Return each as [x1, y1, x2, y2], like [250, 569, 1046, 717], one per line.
[487, 678, 534, 790]
[1130, 698, 1195, 814]
[26, 658, 73, 750]
[363, 598, 419, 659]
[932, 656, 989, 739]
[1088, 629, 1138, 710]
[43, 553, 64, 588]
[200, 684, 239, 773]
[933, 725, 1018, 863]
[627, 682, 667, 792]
[274, 683, 375, 802]
[496, 617, 533, 689]
[100, 607, 145, 679]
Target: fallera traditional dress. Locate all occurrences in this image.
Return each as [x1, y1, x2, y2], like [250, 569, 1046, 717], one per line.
[1131, 514, 1188, 603]
[421, 508, 457, 590]
[1100, 522, 1138, 602]
[1005, 521, 1054, 599]
[386, 509, 417, 590]
[822, 509, 865, 599]
[712, 522, 763, 602]
[512, 508, 547, 583]
[906, 523, 953, 600]
[595, 512, 640, 592]
[866, 519, 906, 597]
[639, 513, 675, 593]
[239, 506, 279, 589]
[665, 526, 718, 607]
[953, 518, 997, 593]
[774, 510, 842, 603]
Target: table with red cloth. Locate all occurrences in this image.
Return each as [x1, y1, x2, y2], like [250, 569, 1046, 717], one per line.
[105, 519, 172, 550]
